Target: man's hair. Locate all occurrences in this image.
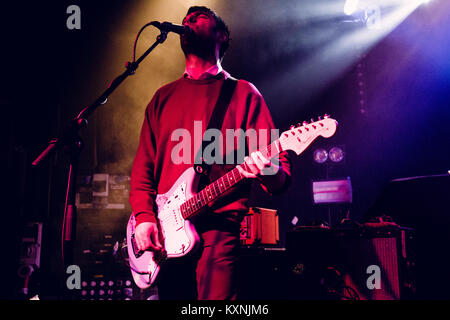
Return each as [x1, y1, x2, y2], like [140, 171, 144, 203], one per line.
[184, 6, 231, 59]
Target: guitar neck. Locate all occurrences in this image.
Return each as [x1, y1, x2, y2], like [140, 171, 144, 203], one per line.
[179, 116, 338, 220]
[180, 139, 283, 220]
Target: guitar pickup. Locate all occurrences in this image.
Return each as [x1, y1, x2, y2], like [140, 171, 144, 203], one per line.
[131, 234, 144, 258]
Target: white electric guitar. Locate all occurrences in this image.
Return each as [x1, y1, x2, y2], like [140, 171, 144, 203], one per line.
[126, 115, 338, 289]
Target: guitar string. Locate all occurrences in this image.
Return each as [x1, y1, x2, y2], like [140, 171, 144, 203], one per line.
[181, 139, 278, 219]
[179, 122, 325, 219]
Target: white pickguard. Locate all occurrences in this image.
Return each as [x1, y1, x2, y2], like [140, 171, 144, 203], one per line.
[157, 181, 195, 256]
[126, 167, 200, 289]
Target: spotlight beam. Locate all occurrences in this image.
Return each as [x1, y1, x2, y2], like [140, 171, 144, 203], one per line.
[259, 1, 424, 118]
[344, 0, 360, 16]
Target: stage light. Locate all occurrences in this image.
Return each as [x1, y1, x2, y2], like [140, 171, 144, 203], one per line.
[313, 148, 329, 164]
[329, 147, 345, 163]
[344, 0, 359, 16]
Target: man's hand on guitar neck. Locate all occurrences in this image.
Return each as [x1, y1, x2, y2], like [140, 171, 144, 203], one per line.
[237, 151, 287, 193]
[134, 222, 163, 252]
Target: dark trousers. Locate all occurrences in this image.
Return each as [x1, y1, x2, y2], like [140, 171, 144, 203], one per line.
[155, 220, 240, 300]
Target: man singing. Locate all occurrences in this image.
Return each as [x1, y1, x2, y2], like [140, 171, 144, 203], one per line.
[129, 6, 291, 300]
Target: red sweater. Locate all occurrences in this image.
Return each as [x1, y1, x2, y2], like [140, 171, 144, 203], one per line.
[129, 73, 291, 227]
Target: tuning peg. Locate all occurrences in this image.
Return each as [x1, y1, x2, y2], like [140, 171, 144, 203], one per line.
[323, 114, 330, 119]
[318, 116, 322, 121]
[302, 121, 308, 126]
[289, 125, 296, 134]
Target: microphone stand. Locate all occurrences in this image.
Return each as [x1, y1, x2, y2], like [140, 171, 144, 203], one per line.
[32, 29, 169, 279]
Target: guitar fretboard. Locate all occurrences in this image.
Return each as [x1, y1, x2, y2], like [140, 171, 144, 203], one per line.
[180, 139, 283, 220]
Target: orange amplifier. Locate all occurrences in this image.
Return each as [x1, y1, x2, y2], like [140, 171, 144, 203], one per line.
[240, 207, 279, 245]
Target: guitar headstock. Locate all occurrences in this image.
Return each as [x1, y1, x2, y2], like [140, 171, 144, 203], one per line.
[279, 115, 338, 155]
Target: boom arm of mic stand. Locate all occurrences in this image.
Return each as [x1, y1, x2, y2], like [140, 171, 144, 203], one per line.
[32, 30, 168, 166]
[30, 30, 168, 272]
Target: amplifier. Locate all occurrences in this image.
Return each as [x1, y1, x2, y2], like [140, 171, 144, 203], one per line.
[74, 174, 131, 277]
[240, 207, 279, 245]
[285, 223, 415, 300]
[73, 276, 136, 300]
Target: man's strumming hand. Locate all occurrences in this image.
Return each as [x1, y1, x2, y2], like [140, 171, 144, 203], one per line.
[134, 221, 163, 252]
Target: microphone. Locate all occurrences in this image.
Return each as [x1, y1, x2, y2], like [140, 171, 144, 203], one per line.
[152, 21, 192, 36]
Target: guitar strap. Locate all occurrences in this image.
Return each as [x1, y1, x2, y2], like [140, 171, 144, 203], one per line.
[194, 76, 238, 175]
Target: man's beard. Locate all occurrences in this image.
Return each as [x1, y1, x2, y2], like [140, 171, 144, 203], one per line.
[180, 32, 217, 60]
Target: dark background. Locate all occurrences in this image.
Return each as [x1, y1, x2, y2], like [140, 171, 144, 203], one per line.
[2, 0, 449, 299]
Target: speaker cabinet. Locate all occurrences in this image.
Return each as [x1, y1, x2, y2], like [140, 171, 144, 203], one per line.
[285, 224, 415, 300]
